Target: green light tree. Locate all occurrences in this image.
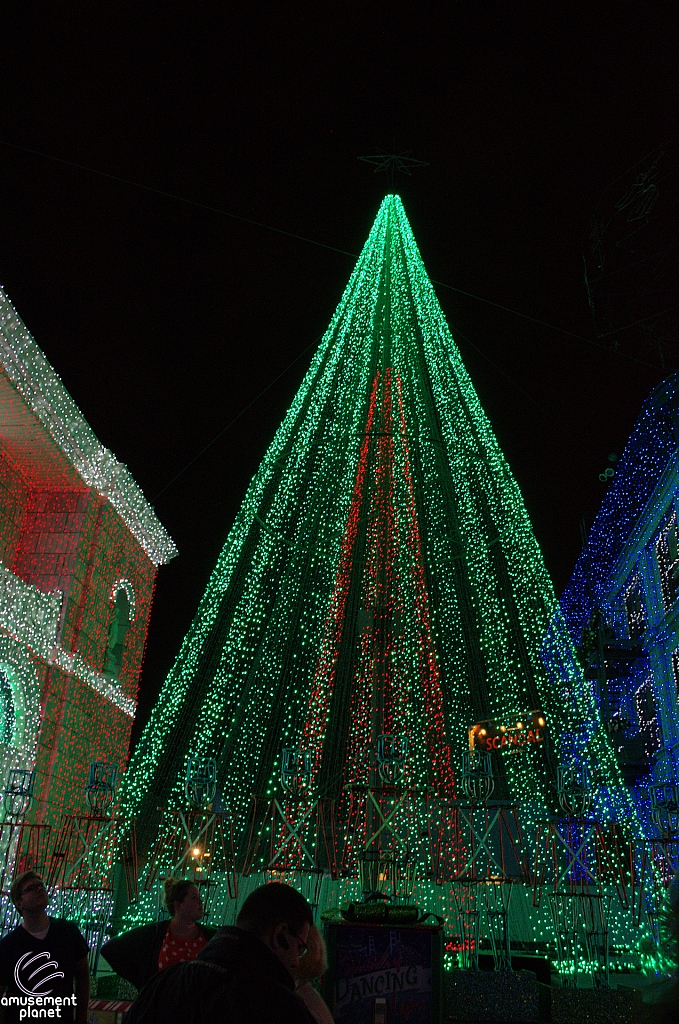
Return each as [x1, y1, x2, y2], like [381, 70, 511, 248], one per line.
[119, 196, 635, 932]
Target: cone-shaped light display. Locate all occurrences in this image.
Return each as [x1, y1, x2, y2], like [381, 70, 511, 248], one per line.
[120, 197, 633, 874]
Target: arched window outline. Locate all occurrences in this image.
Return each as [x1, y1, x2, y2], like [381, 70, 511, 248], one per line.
[656, 515, 679, 608]
[0, 640, 41, 761]
[103, 579, 136, 681]
[0, 669, 15, 747]
[110, 578, 136, 621]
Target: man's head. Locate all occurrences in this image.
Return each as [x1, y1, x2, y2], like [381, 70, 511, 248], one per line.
[235, 882, 313, 975]
[291, 924, 327, 984]
[10, 871, 48, 916]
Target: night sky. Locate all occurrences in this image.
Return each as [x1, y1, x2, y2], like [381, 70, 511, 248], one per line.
[0, 9, 676, 743]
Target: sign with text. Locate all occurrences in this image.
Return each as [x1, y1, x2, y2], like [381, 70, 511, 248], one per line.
[469, 710, 546, 753]
[324, 922, 443, 1024]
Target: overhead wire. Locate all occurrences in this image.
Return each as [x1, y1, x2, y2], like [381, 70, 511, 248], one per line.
[432, 278, 661, 370]
[0, 137, 663, 497]
[0, 140, 358, 260]
[448, 324, 594, 458]
[151, 333, 324, 502]
[1, 138, 653, 363]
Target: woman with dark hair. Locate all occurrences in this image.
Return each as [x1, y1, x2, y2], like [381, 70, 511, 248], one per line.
[101, 878, 216, 991]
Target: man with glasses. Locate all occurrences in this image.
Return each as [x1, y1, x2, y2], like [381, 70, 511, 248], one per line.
[0, 871, 89, 1023]
[127, 882, 318, 1023]
[291, 924, 334, 1024]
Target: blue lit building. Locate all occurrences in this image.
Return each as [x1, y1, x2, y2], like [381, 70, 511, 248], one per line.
[561, 373, 679, 831]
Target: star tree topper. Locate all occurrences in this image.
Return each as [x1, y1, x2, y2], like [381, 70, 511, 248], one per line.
[358, 152, 429, 189]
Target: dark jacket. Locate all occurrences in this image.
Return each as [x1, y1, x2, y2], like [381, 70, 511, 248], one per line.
[100, 920, 216, 990]
[126, 926, 316, 1024]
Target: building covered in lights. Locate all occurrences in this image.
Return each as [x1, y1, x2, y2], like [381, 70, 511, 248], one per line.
[117, 195, 639, 969]
[0, 286, 177, 830]
[561, 371, 679, 827]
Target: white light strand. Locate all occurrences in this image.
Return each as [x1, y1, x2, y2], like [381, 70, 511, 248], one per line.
[0, 563, 134, 717]
[0, 288, 177, 566]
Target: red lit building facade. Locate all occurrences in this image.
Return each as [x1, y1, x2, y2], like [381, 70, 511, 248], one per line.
[0, 286, 176, 829]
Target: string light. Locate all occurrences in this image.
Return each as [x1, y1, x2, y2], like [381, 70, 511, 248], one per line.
[0, 286, 174, 831]
[0, 290, 177, 566]
[561, 373, 679, 842]
[118, 197, 637, 952]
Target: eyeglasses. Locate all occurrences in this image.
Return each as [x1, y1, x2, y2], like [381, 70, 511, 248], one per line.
[20, 882, 46, 896]
[293, 933, 309, 958]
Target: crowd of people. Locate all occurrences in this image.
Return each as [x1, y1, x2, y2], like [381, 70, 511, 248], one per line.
[2, 869, 678, 1023]
[0, 874, 333, 1023]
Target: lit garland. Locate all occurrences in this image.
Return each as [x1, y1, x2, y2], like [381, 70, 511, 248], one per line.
[0, 634, 41, 791]
[0, 561, 62, 651]
[119, 198, 637, 945]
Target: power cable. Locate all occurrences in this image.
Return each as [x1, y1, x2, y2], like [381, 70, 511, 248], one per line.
[430, 279, 660, 370]
[450, 324, 593, 457]
[150, 334, 323, 502]
[1, 138, 661, 495]
[0, 140, 357, 260]
[0, 138, 656, 365]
